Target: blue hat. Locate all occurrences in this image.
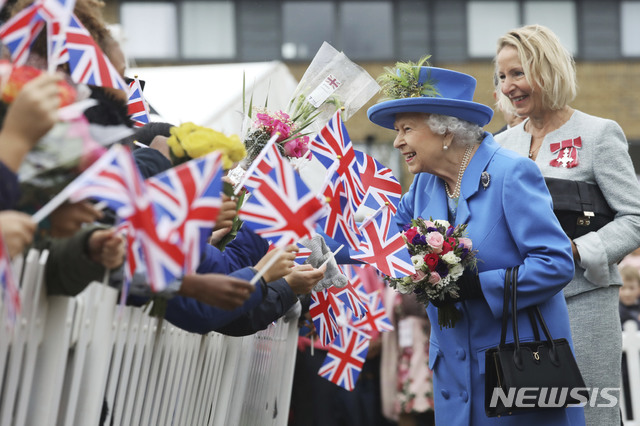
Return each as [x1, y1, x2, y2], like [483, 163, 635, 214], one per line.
[367, 66, 494, 129]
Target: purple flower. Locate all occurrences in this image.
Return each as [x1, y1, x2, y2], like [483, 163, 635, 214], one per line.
[412, 234, 427, 245]
[402, 223, 412, 232]
[446, 226, 455, 237]
[460, 247, 470, 259]
[435, 259, 449, 277]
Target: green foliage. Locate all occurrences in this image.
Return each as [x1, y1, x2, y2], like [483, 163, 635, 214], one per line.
[377, 55, 440, 101]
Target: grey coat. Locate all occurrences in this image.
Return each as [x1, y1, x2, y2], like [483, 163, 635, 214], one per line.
[495, 109, 640, 297]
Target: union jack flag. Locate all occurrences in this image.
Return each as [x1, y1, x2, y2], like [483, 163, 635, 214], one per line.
[332, 265, 368, 319]
[352, 290, 394, 333]
[352, 205, 415, 278]
[146, 152, 223, 276]
[0, 3, 45, 65]
[0, 234, 20, 324]
[317, 176, 361, 249]
[66, 144, 144, 219]
[318, 325, 371, 391]
[311, 110, 365, 213]
[238, 149, 326, 248]
[127, 77, 150, 128]
[354, 150, 402, 213]
[38, 0, 75, 68]
[64, 14, 127, 90]
[309, 289, 340, 346]
[65, 145, 182, 293]
[241, 140, 281, 191]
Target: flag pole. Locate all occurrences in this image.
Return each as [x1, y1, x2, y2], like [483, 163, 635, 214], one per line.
[234, 133, 280, 195]
[358, 203, 389, 232]
[319, 244, 344, 269]
[249, 248, 282, 286]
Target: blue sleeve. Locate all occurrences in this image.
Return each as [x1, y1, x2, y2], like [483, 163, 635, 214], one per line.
[214, 278, 298, 336]
[0, 161, 20, 210]
[133, 148, 172, 179]
[162, 267, 266, 335]
[196, 225, 268, 274]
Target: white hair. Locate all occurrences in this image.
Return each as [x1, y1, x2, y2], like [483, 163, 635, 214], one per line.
[425, 114, 484, 146]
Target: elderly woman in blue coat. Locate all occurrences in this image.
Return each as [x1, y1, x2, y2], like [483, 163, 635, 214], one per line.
[366, 60, 585, 425]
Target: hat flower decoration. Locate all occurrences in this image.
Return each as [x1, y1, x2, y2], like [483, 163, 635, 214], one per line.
[368, 56, 493, 129]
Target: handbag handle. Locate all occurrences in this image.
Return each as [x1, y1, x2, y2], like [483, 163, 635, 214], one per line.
[498, 267, 515, 347]
[509, 268, 560, 369]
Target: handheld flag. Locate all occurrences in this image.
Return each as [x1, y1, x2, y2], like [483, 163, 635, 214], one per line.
[318, 325, 371, 391]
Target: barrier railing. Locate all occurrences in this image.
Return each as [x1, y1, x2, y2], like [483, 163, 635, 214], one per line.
[0, 249, 299, 426]
[622, 320, 640, 426]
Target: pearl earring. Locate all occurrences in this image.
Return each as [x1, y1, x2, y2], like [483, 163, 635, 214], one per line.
[443, 145, 449, 151]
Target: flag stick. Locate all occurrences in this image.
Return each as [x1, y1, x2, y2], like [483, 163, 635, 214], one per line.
[319, 244, 344, 269]
[234, 133, 279, 195]
[310, 335, 314, 356]
[31, 187, 72, 224]
[358, 203, 388, 232]
[249, 248, 282, 286]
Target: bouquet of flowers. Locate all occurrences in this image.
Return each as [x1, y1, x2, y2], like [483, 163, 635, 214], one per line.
[239, 41, 379, 169]
[386, 217, 478, 329]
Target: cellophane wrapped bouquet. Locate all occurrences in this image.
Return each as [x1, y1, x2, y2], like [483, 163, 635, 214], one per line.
[386, 218, 478, 328]
[238, 41, 379, 170]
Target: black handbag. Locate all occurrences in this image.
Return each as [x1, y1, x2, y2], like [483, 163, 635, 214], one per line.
[484, 267, 586, 417]
[544, 177, 615, 239]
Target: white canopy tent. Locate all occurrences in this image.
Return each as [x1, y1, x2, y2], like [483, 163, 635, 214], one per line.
[127, 61, 299, 136]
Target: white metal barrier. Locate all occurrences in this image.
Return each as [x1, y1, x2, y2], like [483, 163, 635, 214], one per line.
[622, 320, 640, 426]
[0, 249, 299, 426]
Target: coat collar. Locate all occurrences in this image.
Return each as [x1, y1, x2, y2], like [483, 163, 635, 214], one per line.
[455, 132, 500, 225]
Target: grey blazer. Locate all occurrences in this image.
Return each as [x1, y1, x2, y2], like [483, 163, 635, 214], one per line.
[495, 109, 640, 297]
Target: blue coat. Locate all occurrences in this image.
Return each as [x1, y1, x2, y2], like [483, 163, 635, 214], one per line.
[395, 135, 585, 425]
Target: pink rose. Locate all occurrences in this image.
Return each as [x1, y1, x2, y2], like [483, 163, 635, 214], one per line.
[426, 232, 444, 253]
[255, 112, 274, 127]
[410, 270, 427, 282]
[283, 136, 309, 158]
[404, 227, 418, 243]
[428, 272, 441, 285]
[458, 237, 472, 249]
[423, 220, 436, 229]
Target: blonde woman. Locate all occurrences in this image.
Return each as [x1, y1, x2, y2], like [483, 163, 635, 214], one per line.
[495, 24, 640, 426]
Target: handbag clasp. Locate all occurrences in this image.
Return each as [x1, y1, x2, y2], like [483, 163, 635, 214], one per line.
[577, 211, 594, 226]
[533, 351, 540, 361]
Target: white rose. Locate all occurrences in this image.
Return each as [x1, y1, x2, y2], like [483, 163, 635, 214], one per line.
[411, 255, 425, 269]
[441, 252, 461, 265]
[434, 219, 450, 229]
[449, 263, 464, 280]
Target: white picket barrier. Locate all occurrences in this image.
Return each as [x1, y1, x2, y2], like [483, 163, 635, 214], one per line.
[622, 320, 640, 426]
[0, 249, 300, 426]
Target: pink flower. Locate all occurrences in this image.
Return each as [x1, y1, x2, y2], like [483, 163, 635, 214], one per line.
[423, 220, 436, 229]
[426, 231, 444, 253]
[272, 120, 291, 140]
[428, 272, 441, 285]
[458, 237, 472, 249]
[283, 136, 310, 158]
[255, 112, 274, 127]
[410, 270, 426, 282]
[404, 227, 418, 242]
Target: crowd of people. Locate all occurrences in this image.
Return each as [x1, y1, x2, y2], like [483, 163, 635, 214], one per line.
[1, 0, 639, 424]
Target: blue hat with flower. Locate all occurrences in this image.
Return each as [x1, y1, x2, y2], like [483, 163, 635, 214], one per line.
[367, 56, 493, 129]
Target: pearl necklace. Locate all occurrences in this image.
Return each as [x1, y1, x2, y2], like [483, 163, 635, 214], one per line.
[444, 145, 473, 199]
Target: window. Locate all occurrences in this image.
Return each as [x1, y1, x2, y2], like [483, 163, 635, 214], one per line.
[523, 1, 577, 55]
[467, 1, 519, 58]
[339, 2, 393, 60]
[181, 2, 235, 59]
[621, 1, 640, 56]
[282, 2, 335, 59]
[120, 2, 178, 59]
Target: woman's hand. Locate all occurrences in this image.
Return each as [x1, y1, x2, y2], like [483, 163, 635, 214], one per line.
[178, 273, 255, 310]
[284, 264, 326, 295]
[87, 228, 125, 269]
[255, 244, 298, 283]
[49, 201, 103, 238]
[0, 210, 36, 257]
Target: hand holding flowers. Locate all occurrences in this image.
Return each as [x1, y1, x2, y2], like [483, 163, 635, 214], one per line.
[386, 217, 479, 328]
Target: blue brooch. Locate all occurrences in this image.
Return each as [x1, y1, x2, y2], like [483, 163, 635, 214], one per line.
[481, 171, 491, 190]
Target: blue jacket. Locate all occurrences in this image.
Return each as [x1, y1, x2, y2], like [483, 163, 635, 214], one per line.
[395, 135, 584, 425]
[0, 161, 20, 210]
